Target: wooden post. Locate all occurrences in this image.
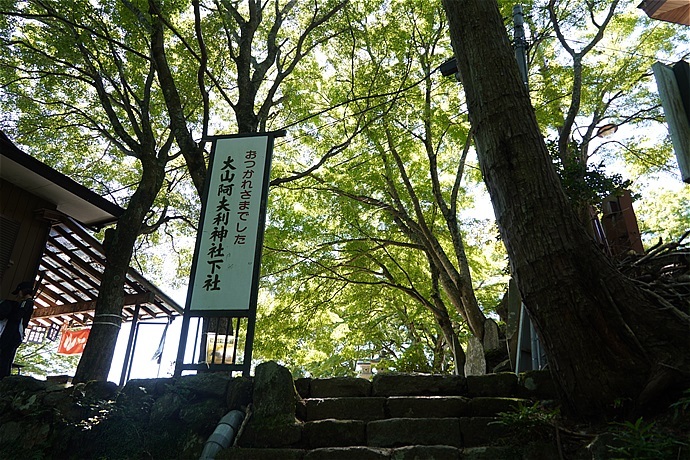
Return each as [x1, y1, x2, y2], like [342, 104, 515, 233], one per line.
[653, 61, 690, 183]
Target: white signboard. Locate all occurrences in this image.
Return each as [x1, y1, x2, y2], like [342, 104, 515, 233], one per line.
[189, 135, 271, 310]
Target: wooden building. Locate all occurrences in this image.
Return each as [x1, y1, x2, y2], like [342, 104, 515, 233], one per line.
[1, 131, 121, 294]
[638, 0, 690, 26]
[1, 131, 182, 378]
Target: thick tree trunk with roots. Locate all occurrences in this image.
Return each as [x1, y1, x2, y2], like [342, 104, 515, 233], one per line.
[441, 0, 690, 418]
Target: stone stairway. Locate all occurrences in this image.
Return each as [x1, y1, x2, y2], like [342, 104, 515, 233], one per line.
[218, 370, 561, 459]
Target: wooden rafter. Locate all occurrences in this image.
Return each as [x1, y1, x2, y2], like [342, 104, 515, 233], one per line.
[30, 215, 183, 328]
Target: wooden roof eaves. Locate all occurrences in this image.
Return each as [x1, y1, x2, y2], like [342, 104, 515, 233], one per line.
[0, 132, 124, 228]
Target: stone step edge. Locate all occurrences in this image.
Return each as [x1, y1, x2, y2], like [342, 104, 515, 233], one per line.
[301, 416, 502, 422]
[218, 444, 531, 459]
[297, 396, 541, 422]
[296, 371, 557, 400]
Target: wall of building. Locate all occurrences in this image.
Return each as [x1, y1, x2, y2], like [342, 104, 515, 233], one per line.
[0, 178, 55, 298]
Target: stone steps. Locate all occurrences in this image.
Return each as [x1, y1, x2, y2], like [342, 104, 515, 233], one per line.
[227, 368, 559, 459]
[301, 396, 530, 421]
[298, 416, 517, 449]
[217, 445, 534, 460]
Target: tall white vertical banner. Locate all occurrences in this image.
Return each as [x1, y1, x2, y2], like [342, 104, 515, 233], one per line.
[189, 135, 271, 311]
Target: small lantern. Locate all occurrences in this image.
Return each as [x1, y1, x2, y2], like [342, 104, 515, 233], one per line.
[596, 123, 618, 138]
[356, 361, 373, 380]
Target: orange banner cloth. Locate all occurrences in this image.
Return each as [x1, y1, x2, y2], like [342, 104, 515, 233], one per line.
[57, 328, 90, 355]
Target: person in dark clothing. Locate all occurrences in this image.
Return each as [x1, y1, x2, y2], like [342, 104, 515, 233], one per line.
[0, 281, 35, 378]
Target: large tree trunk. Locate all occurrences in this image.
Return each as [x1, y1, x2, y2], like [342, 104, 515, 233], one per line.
[441, 0, 690, 418]
[73, 154, 166, 382]
[433, 305, 466, 373]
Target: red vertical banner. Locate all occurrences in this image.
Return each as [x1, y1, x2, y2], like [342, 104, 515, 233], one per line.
[57, 328, 91, 355]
